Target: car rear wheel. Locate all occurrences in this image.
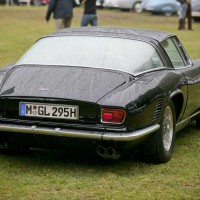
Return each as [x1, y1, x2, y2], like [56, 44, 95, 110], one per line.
[141, 101, 176, 163]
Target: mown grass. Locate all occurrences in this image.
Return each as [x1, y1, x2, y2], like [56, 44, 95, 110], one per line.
[0, 6, 200, 200]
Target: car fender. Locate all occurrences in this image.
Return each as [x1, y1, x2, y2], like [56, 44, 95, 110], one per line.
[168, 89, 186, 123]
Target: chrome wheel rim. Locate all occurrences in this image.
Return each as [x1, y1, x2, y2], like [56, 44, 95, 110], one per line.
[162, 106, 173, 151]
[134, 3, 142, 13]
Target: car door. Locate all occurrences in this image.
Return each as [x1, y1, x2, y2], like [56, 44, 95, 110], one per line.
[161, 36, 200, 121]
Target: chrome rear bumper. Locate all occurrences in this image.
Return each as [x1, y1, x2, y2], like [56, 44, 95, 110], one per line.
[0, 123, 160, 142]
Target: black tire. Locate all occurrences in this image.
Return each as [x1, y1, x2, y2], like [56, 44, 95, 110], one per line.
[141, 101, 176, 164]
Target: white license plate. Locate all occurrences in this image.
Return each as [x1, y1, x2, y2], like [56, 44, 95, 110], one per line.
[19, 102, 79, 120]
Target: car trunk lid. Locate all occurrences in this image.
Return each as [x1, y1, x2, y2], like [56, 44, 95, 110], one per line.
[0, 65, 126, 103]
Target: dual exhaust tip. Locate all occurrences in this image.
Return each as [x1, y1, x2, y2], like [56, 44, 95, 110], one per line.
[96, 146, 120, 160]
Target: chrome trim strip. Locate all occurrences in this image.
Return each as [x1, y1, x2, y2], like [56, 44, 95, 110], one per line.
[0, 123, 160, 142]
[176, 110, 200, 132]
[102, 124, 160, 141]
[0, 124, 103, 140]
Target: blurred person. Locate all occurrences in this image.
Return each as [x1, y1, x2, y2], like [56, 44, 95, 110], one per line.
[45, 0, 77, 30]
[186, 0, 192, 30]
[177, 0, 187, 30]
[80, 0, 98, 26]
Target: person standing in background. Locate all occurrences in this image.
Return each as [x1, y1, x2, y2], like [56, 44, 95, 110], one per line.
[46, 0, 77, 30]
[186, 0, 192, 30]
[80, 0, 98, 27]
[177, 0, 187, 30]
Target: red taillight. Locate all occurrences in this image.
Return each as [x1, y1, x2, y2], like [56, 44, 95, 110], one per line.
[101, 108, 126, 124]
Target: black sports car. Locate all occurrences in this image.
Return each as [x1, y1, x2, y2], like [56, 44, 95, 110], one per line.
[0, 27, 200, 163]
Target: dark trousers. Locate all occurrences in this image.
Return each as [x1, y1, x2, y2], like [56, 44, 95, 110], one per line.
[186, 3, 192, 30]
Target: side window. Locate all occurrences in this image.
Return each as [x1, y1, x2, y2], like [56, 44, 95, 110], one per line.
[136, 49, 164, 73]
[161, 38, 185, 68]
[172, 37, 191, 66]
[151, 51, 165, 69]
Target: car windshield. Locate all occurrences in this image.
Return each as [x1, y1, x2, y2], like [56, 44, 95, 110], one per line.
[17, 36, 164, 75]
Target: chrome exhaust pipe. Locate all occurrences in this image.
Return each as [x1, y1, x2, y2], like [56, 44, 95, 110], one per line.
[96, 146, 120, 160]
[96, 146, 110, 159]
[96, 146, 106, 157]
[106, 147, 120, 160]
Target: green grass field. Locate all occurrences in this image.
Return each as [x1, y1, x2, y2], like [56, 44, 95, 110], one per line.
[0, 6, 200, 200]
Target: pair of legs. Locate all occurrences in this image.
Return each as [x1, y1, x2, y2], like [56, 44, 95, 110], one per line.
[55, 18, 72, 30]
[81, 14, 98, 26]
[178, 3, 187, 30]
[186, 3, 192, 30]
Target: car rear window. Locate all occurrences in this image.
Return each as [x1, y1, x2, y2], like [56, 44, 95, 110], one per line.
[17, 36, 164, 75]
